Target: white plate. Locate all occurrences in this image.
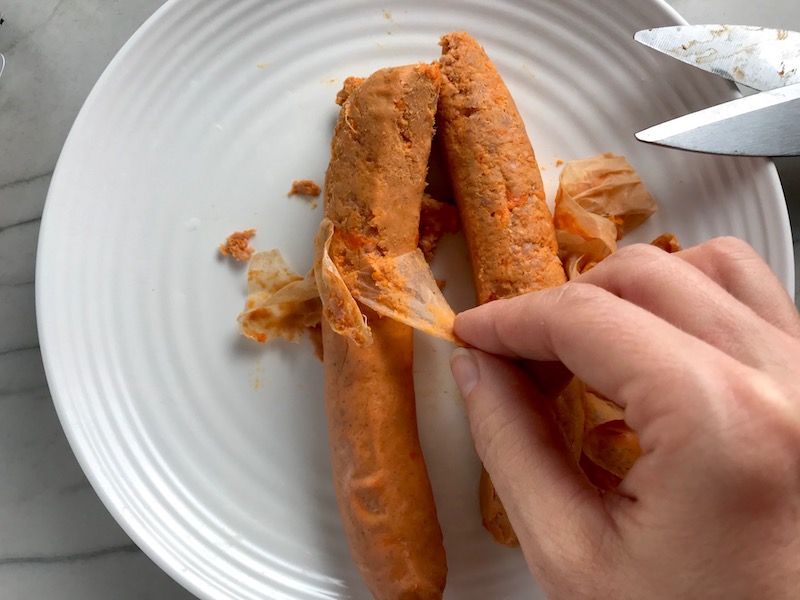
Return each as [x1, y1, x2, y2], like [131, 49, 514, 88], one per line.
[37, 0, 793, 599]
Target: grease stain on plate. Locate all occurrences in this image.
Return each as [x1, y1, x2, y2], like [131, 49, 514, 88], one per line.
[252, 363, 264, 390]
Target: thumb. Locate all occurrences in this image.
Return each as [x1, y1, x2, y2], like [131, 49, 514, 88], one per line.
[451, 347, 610, 573]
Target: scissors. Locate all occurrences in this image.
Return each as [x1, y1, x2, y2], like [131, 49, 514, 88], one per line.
[634, 25, 800, 156]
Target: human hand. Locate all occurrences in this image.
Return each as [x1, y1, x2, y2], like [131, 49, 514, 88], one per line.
[450, 237, 800, 599]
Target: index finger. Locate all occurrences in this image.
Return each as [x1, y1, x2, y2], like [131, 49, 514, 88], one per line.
[453, 283, 740, 446]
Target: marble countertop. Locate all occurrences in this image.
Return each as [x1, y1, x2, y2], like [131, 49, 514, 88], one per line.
[0, 1, 797, 598]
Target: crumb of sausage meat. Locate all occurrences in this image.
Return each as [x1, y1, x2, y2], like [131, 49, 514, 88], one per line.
[219, 229, 256, 261]
[651, 233, 681, 253]
[336, 76, 365, 106]
[288, 179, 322, 197]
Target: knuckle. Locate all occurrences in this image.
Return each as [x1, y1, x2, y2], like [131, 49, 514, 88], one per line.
[468, 396, 523, 465]
[545, 282, 624, 347]
[704, 235, 755, 256]
[701, 236, 761, 270]
[468, 408, 497, 462]
[613, 242, 664, 262]
[712, 372, 800, 490]
[603, 243, 675, 279]
[552, 280, 607, 309]
[602, 242, 666, 272]
[751, 378, 800, 454]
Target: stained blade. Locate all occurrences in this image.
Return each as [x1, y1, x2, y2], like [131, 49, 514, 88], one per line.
[635, 82, 800, 156]
[635, 25, 800, 91]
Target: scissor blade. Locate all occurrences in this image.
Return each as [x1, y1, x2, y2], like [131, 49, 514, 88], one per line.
[635, 82, 800, 156]
[634, 25, 800, 91]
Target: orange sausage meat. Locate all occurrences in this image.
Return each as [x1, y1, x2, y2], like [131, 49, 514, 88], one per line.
[322, 63, 447, 599]
[438, 32, 567, 547]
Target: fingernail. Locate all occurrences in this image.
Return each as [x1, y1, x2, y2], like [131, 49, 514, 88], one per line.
[450, 347, 479, 398]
